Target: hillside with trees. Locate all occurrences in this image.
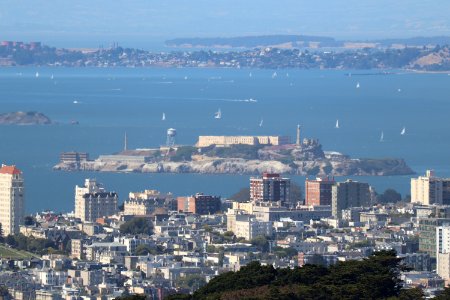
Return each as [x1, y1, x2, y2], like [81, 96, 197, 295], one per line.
[166, 250, 438, 300]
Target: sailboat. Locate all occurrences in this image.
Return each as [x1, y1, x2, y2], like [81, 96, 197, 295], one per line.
[214, 109, 222, 119]
[162, 113, 166, 121]
[400, 127, 406, 135]
[356, 82, 360, 88]
[50, 74, 54, 80]
[335, 120, 339, 129]
[249, 72, 252, 78]
[380, 131, 384, 142]
[259, 118, 263, 127]
[35, 72, 39, 78]
[272, 72, 277, 79]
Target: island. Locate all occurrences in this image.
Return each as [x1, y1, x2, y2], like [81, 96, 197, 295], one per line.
[53, 133, 414, 176]
[0, 111, 51, 125]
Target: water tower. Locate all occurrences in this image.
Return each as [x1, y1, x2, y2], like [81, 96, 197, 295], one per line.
[166, 128, 177, 147]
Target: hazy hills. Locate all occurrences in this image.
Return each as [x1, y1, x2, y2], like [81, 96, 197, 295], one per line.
[166, 35, 450, 49]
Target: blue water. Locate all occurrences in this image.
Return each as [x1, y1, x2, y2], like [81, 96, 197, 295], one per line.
[0, 67, 449, 213]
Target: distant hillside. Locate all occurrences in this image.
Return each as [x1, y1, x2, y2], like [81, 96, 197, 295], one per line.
[375, 36, 450, 47]
[166, 34, 450, 49]
[165, 35, 339, 48]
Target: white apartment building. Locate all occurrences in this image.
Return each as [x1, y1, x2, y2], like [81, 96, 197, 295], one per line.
[75, 179, 118, 222]
[411, 170, 450, 205]
[0, 165, 25, 235]
[233, 214, 272, 240]
[437, 224, 450, 280]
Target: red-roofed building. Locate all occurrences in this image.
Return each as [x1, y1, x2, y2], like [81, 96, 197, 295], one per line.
[0, 164, 25, 235]
[0, 165, 22, 175]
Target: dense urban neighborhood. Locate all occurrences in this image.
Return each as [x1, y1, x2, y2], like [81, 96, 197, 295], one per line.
[1, 163, 450, 299]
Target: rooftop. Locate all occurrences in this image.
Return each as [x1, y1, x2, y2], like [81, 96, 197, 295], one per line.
[0, 164, 22, 175]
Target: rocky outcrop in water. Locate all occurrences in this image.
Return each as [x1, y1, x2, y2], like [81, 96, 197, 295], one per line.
[53, 156, 414, 176]
[0, 111, 51, 125]
[53, 139, 415, 176]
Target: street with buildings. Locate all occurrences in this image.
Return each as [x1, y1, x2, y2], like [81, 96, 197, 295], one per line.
[2, 163, 450, 298]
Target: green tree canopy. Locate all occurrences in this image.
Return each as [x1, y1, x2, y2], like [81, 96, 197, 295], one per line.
[167, 250, 415, 300]
[120, 218, 153, 235]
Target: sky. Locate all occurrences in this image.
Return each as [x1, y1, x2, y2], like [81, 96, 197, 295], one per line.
[0, 0, 449, 49]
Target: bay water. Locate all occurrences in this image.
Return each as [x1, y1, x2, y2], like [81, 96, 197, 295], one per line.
[0, 67, 449, 212]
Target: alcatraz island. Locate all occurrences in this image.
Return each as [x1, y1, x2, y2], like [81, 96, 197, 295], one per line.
[54, 126, 414, 176]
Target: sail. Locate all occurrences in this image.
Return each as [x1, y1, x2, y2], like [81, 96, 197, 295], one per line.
[162, 113, 166, 121]
[335, 120, 339, 129]
[401, 127, 406, 135]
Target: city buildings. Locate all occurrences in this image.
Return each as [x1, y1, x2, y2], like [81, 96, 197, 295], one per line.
[331, 180, 370, 219]
[250, 173, 291, 205]
[0, 164, 25, 235]
[124, 189, 174, 216]
[197, 135, 290, 147]
[177, 193, 221, 215]
[305, 177, 335, 206]
[74, 179, 118, 222]
[437, 224, 450, 281]
[411, 170, 450, 205]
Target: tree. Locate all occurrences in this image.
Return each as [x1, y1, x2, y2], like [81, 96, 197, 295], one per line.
[435, 286, 450, 300]
[377, 188, 402, 204]
[398, 287, 424, 300]
[24, 216, 35, 226]
[176, 274, 207, 291]
[120, 218, 153, 235]
[251, 235, 270, 252]
[135, 244, 152, 256]
[229, 187, 250, 202]
[114, 295, 148, 300]
[0, 223, 3, 242]
[167, 250, 410, 300]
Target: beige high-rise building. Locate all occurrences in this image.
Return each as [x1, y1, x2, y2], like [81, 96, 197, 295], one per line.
[75, 179, 118, 222]
[0, 165, 25, 236]
[411, 170, 450, 205]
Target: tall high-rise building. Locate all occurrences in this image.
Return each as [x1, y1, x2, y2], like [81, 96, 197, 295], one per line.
[332, 180, 370, 219]
[411, 170, 450, 205]
[250, 173, 291, 205]
[436, 224, 450, 280]
[0, 165, 25, 236]
[305, 177, 335, 206]
[75, 179, 118, 222]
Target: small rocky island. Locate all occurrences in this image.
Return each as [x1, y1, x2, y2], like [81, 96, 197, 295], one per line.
[0, 111, 52, 125]
[54, 134, 414, 176]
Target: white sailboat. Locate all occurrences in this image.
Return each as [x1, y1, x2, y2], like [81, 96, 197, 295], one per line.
[380, 131, 384, 142]
[356, 82, 360, 88]
[249, 72, 252, 78]
[214, 109, 222, 119]
[35, 71, 39, 78]
[335, 119, 339, 129]
[259, 118, 263, 127]
[272, 72, 277, 79]
[400, 127, 406, 135]
[50, 74, 54, 80]
[162, 113, 166, 121]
